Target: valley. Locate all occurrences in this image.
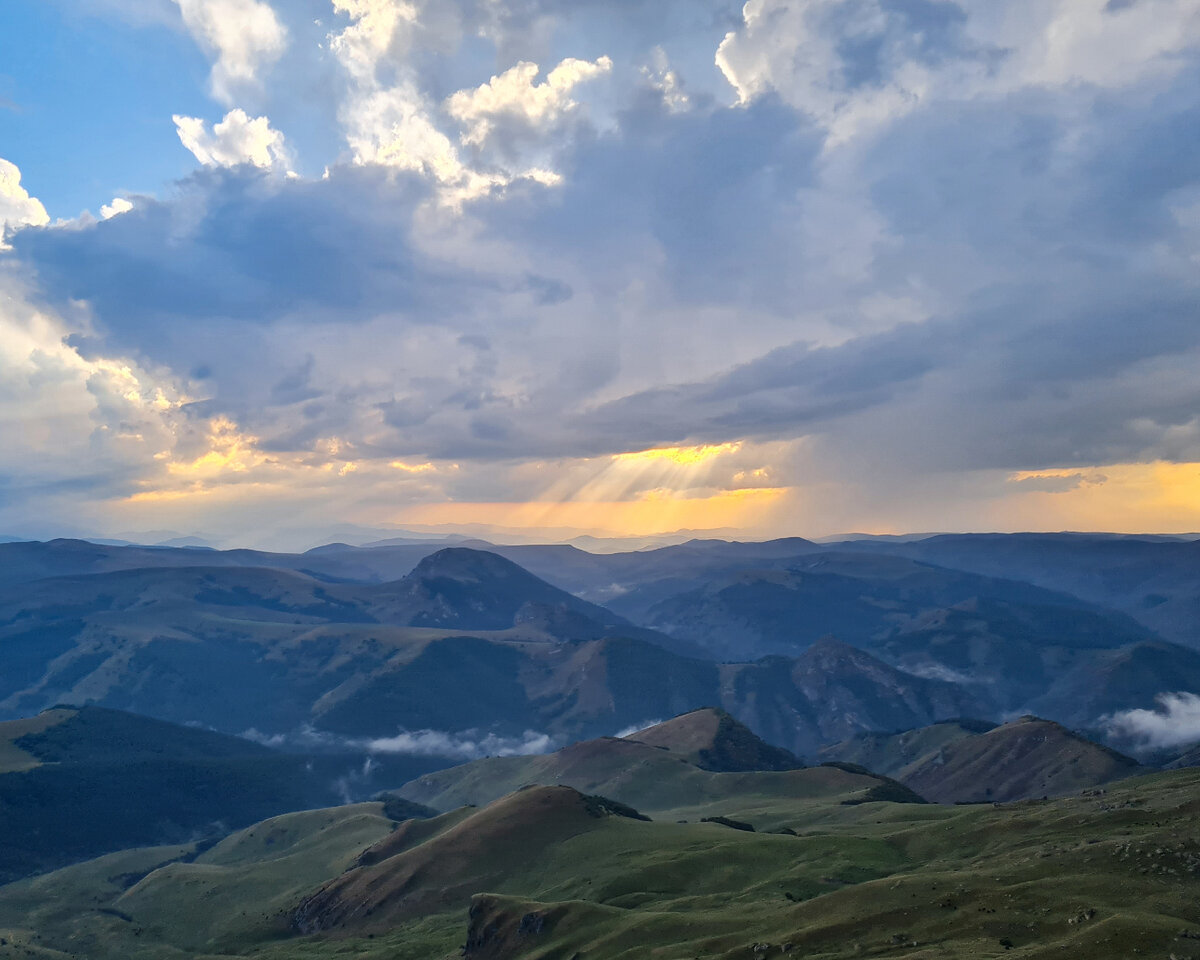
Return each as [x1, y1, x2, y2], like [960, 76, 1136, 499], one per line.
[0, 532, 1198, 958]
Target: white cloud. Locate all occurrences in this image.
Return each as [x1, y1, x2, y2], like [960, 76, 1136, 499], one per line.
[716, 0, 1200, 148]
[967, 0, 1200, 90]
[329, 0, 418, 83]
[243, 722, 555, 758]
[174, 0, 287, 103]
[0, 276, 189, 533]
[0, 158, 50, 247]
[1105, 692, 1200, 749]
[100, 197, 134, 219]
[328, 3, 584, 204]
[446, 55, 612, 147]
[366, 727, 555, 758]
[173, 109, 290, 169]
[642, 47, 689, 114]
[615, 720, 663, 738]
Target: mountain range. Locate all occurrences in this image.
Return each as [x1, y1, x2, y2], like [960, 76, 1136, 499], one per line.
[3, 535, 1198, 763]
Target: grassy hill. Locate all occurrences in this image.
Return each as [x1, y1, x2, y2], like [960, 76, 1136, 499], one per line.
[819, 718, 997, 778]
[823, 716, 1142, 803]
[396, 715, 922, 825]
[900, 716, 1142, 803]
[1, 764, 1199, 959]
[622, 707, 801, 771]
[0, 706, 447, 882]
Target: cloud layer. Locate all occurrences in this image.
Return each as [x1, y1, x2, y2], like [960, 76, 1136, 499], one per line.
[4, 0, 1200, 544]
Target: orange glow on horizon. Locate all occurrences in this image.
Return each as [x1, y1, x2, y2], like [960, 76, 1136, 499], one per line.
[394, 486, 789, 536]
[998, 460, 1200, 531]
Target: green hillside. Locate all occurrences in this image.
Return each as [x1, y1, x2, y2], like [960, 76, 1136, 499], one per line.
[0, 706, 445, 881]
[1, 766, 1199, 960]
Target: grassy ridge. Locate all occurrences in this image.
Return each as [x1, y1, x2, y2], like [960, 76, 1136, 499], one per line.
[2, 767, 1198, 959]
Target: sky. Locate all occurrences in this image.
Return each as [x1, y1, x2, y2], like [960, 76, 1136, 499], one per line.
[2, 0, 1200, 550]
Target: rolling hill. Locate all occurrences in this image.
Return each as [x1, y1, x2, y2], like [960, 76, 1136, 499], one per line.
[395, 711, 922, 820]
[823, 716, 1142, 803]
[0, 706, 447, 881]
[1, 758, 1199, 959]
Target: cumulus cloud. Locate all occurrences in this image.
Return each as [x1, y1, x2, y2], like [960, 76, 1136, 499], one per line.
[1105, 692, 1200, 749]
[0, 158, 49, 247]
[99, 197, 134, 219]
[0, 272, 193, 536]
[327, 1, 608, 202]
[173, 109, 290, 169]
[174, 0, 287, 103]
[7, 0, 1200, 541]
[446, 55, 613, 147]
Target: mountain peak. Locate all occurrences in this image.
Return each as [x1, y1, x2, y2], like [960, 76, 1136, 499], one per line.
[624, 708, 802, 772]
[407, 547, 531, 584]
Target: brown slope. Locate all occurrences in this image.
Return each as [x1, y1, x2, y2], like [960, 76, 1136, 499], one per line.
[293, 785, 645, 934]
[902, 716, 1141, 803]
[817, 718, 997, 779]
[623, 707, 801, 771]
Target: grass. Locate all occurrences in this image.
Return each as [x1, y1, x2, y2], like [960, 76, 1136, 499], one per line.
[0, 767, 1198, 960]
[0, 709, 76, 774]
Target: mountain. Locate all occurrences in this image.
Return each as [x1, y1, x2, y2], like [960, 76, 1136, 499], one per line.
[396, 712, 921, 816]
[0, 548, 980, 757]
[621, 707, 801, 772]
[0, 549, 691, 732]
[3, 538, 1191, 756]
[293, 786, 654, 934]
[839, 533, 1200, 650]
[621, 552, 1153, 661]
[0, 705, 446, 881]
[818, 718, 997, 778]
[832, 716, 1143, 803]
[722, 638, 981, 756]
[5, 759, 1200, 959]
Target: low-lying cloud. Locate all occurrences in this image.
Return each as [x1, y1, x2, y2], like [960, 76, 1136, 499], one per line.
[613, 720, 662, 738]
[242, 723, 555, 759]
[1104, 692, 1200, 749]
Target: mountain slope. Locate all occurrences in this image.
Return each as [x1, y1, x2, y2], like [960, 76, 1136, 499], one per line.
[618, 551, 1146, 660]
[846, 533, 1200, 650]
[898, 716, 1141, 803]
[2, 764, 1200, 960]
[396, 715, 922, 820]
[622, 707, 801, 772]
[0, 706, 447, 881]
[818, 718, 997, 779]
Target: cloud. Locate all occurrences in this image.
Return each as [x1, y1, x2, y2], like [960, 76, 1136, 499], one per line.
[614, 719, 662, 738]
[7, 0, 1200, 542]
[1105, 692, 1200, 749]
[99, 197, 135, 219]
[0, 271, 193, 535]
[0, 158, 50, 247]
[242, 723, 555, 758]
[446, 55, 613, 147]
[173, 0, 287, 104]
[366, 728, 555, 757]
[173, 109, 290, 169]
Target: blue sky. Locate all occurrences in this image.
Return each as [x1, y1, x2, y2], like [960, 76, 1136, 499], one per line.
[2, 0, 1200, 549]
[0, 3, 213, 216]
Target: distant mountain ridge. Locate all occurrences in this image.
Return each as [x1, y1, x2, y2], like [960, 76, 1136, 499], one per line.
[822, 716, 1142, 803]
[3, 536, 1199, 758]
